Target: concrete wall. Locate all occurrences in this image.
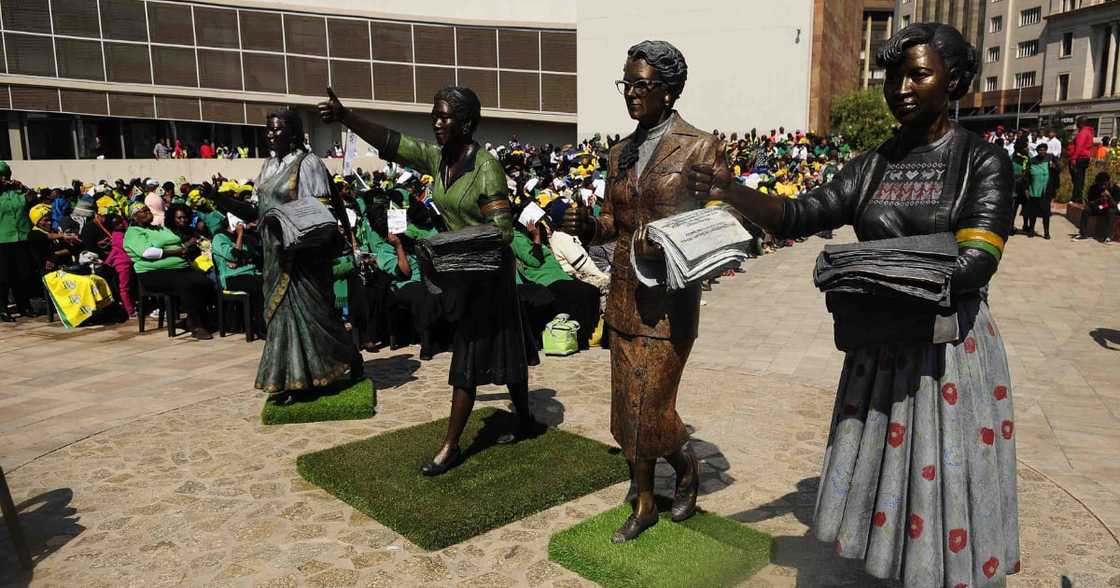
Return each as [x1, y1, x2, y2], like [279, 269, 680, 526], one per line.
[5, 156, 388, 189]
[575, 0, 814, 140]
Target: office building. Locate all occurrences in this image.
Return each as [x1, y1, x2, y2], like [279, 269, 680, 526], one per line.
[1040, 0, 1120, 137]
[0, 1, 895, 164]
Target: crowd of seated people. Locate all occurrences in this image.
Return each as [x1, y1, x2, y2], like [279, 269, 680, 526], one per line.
[0, 127, 852, 348]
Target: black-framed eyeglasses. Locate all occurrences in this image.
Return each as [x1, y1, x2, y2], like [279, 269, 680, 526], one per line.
[615, 79, 665, 97]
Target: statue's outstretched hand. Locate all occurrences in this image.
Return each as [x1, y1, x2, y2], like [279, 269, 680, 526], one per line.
[687, 163, 731, 204]
[318, 87, 347, 124]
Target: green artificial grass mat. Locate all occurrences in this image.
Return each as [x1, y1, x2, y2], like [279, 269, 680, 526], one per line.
[296, 407, 629, 550]
[549, 504, 773, 588]
[261, 378, 377, 425]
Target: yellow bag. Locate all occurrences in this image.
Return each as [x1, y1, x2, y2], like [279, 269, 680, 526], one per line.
[588, 314, 605, 348]
[191, 253, 213, 273]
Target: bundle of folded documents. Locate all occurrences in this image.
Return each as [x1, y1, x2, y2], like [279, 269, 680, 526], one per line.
[261, 197, 338, 252]
[418, 224, 504, 273]
[812, 233, 957, 307]
[632, 207, 753, 291]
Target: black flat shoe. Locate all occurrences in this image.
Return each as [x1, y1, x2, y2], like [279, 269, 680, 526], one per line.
[671, 451, 700, 522]
[611, 511, 659, 543]
[421, 447, 461, 477]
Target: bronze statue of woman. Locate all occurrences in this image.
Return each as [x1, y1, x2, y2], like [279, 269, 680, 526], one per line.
[563, 40, 726, 543]
[690, 23, 1019, 586]
[216, 109, 364, 401]
[319, 86, 541, 476]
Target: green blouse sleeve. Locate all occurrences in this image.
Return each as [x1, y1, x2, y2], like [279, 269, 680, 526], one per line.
[122, 226, 147, 262]
[510, 231, 544, 268]
[392, 134, 442, 176]
[476, 158, 514, 244]
[210, 233, 236, 263]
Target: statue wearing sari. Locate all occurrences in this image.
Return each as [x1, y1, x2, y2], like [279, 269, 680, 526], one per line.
[222, 149, 359, 395]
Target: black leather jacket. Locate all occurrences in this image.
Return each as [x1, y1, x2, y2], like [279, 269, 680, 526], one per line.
[780, 126, 1012, 294]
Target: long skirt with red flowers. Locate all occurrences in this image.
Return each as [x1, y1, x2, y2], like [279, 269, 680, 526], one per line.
[813, 300, 1019, 588]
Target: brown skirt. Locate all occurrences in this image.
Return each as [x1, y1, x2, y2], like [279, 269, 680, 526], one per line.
[609, 330, 694, 460]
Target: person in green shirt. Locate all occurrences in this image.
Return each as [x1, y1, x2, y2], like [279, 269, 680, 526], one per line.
[212, 220, 264, 333]
[320, 85, 541, 476]
[123, 204, 214, 339]
[511, 218, 601, 350]
[0, 161, 35, 321]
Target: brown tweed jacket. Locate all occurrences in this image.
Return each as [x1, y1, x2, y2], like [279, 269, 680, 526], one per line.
[593, 113, 727, 340]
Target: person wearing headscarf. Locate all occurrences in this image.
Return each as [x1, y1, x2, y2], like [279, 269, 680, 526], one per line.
[27, 203, 81, 272]
[124, 203, 214, 339]
[104, 202, 137, 316]
[144, 186, 167, 226]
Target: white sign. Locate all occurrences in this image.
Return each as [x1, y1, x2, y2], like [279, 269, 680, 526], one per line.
[517, 201, 546, 228]
[387, 209, 408, 235]
[342, 129, 358, 176]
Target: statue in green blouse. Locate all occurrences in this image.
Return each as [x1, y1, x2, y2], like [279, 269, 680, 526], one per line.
[319, 86, 541, 476]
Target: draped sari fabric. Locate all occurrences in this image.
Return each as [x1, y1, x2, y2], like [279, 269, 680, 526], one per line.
[254, 152, 355, 394]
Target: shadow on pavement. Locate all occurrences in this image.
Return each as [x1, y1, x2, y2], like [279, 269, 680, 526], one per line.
[0, 488, 85, 588]
[730, 476, 898, 587]
[364, 353, 422, 389]
[1089, 328, 1120, 350]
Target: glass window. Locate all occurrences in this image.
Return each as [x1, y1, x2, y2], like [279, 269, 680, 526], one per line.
[1057, 73, 1070, 101]
[1061, 32, 1074, 57]
[1020, 7, 1041, 27]
[1017, 39, 1039, 58]
[990, 16, 1003, 33]
[1014, 71, 1036, 88]
[985, 77, 998, 92]
[987, 46, 1001, 63]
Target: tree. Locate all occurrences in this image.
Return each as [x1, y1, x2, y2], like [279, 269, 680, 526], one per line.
[830, 89, 897, 152]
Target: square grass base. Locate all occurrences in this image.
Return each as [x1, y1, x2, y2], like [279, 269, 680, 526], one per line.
[297, 407, 629, 550]
[549, 505, 773, 588]
[261, 378, 377, 425]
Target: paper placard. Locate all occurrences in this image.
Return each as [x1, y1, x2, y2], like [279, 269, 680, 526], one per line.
[387, 209, 408, 234]
[518, 201, 546, 227]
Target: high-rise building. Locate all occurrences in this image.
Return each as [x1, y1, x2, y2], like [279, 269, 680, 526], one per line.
[895, 0, 1049, 129]
[863, 0, 897, 88]
[1040, 0, 1120, 137]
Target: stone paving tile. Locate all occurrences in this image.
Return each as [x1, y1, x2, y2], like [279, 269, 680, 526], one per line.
[1, 217, 1118, 586]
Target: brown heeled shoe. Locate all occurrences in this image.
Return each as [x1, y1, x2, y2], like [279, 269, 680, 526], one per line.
[670, 450, 700, 522]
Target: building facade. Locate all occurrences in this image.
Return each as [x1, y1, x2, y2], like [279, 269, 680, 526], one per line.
[862, 0, 896, 89]
[895, 0, 1049, 128]
[1040, 0, 1120, 137]
[0, 0, 891, 162]
[0, 0, 578, 160]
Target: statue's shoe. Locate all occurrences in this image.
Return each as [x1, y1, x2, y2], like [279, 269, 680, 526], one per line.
[670, 450, 700, 522]
[610, 511, 659, 543]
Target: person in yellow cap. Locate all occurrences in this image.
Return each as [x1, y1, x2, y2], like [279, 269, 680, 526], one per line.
[27, 202, 81, 273]
[0, 161, 37, 320]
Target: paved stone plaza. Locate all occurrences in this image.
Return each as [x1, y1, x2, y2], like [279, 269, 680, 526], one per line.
[1, 216, 1118, 587]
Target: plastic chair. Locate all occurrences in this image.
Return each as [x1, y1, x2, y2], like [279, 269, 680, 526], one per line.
[218, 290, 254, 342]
[136, 281, 179, 337]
